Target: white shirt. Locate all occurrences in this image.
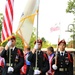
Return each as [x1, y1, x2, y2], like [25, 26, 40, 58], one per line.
[10, 46, 15, 51]
[60, 51, 65, 56]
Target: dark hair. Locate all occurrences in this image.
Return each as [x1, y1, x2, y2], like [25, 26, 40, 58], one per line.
[27, 46, 31, 51]
[47, 46, 54, 53]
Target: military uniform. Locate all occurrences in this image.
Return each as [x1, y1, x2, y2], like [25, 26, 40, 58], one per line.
[28, 51, 49, 75]
[1, 47, 24, 75]
[52, 51, 73, 75]
[52, 39, 73, 75]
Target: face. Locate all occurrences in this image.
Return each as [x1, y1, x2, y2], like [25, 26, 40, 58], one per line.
[58, 43, 66, 51]
[37, 43, 42, 50]
[11, 39, 16, 47]
[47, 50, 52, 55]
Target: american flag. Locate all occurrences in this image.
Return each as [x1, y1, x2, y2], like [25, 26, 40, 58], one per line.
[1, 0, 14, 43]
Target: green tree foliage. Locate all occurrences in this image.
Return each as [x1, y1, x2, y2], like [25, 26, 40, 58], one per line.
[29, 28, 52, 49]
[41, 37, 51, 48]
[66, 0, 75, 14]
[0, 13, 3, 39]
[66, 1, 75, 48]
[2, 34, 24, 50]
[67, 40, 73, 48]
[29, 31, 36, 49]
[15, 34, 24, 49]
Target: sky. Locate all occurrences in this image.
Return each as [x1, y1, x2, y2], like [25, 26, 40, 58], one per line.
[0, 0, 74, 44]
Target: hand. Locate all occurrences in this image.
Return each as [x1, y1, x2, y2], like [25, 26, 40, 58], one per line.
[52, 64, 57, 70]
[34, 43, 38, 50]
[7, 40, 12, 47]
[34, 69, 41, 74]
[8, 66, 14, 73]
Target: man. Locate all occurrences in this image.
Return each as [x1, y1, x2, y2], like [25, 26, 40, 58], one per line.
[47, 46, 55, 75]
[28, 39, 49, 75]
[1, 36, 24, 75]
[52, 39, 73, 75]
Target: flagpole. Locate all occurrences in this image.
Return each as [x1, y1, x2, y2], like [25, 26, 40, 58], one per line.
[35, 0, 40, 72]
[55, 23, 60, 65]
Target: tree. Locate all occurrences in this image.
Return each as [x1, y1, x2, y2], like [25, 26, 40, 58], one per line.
[2, 34, 24, 49]
[29, 31, 36, 49]
[0, 13, 3, 39]
[29, 28, 52, 49]
[66, 0, 75, 14]
[67, 40, 73, 48]
[66, 0, 75, 48]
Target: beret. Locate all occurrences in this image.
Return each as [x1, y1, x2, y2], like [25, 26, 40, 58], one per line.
[58, 39, 66, 45]
[34, 39, 42, 44]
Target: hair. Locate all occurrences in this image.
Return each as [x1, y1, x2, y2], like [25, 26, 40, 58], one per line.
[47, 46, 54, 53]
[27, 46, 31, 51]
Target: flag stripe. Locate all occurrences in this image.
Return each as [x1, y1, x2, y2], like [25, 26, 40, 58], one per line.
[1, 0, 14, 43]
[3, 19, 9, 37]
[6, 7, 12, 33]
[8, 0, 13, 19]
[4, 12, 11, 35]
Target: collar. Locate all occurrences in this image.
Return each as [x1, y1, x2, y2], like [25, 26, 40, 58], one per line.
[10, 46, 15, 51]
[60, 51, 65, 55]
[50, 53, 54, 56]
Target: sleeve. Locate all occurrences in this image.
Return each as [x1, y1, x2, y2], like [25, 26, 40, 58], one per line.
[28, 51, 35, 63]
[1, 49, 7, 58]
[68, 53, 73, 75]
[40, 53, 50, 73]
[13, 49, 24, 72]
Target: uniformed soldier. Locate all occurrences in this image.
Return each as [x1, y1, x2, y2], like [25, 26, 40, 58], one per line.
[1, 36, 24, 75]
[28, 39, 49, 75]
[52, 39, 73, 75]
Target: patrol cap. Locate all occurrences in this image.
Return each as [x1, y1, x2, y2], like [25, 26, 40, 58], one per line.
[58, 39, 66, 46]
[34, 39, 42, 45]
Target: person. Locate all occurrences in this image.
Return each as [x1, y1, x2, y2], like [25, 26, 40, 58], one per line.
[28, 39, 49, 75]
[1, 35, 24, 75]
[20, 46, 31, 75]
[24, 47, 31, 75]
[0, 46, 5, 75]
[47, 46, 55, 75]
[52, 39, 73, 75]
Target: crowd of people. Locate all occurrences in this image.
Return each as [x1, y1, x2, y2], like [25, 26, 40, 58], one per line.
[0, 35, 73, 75]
